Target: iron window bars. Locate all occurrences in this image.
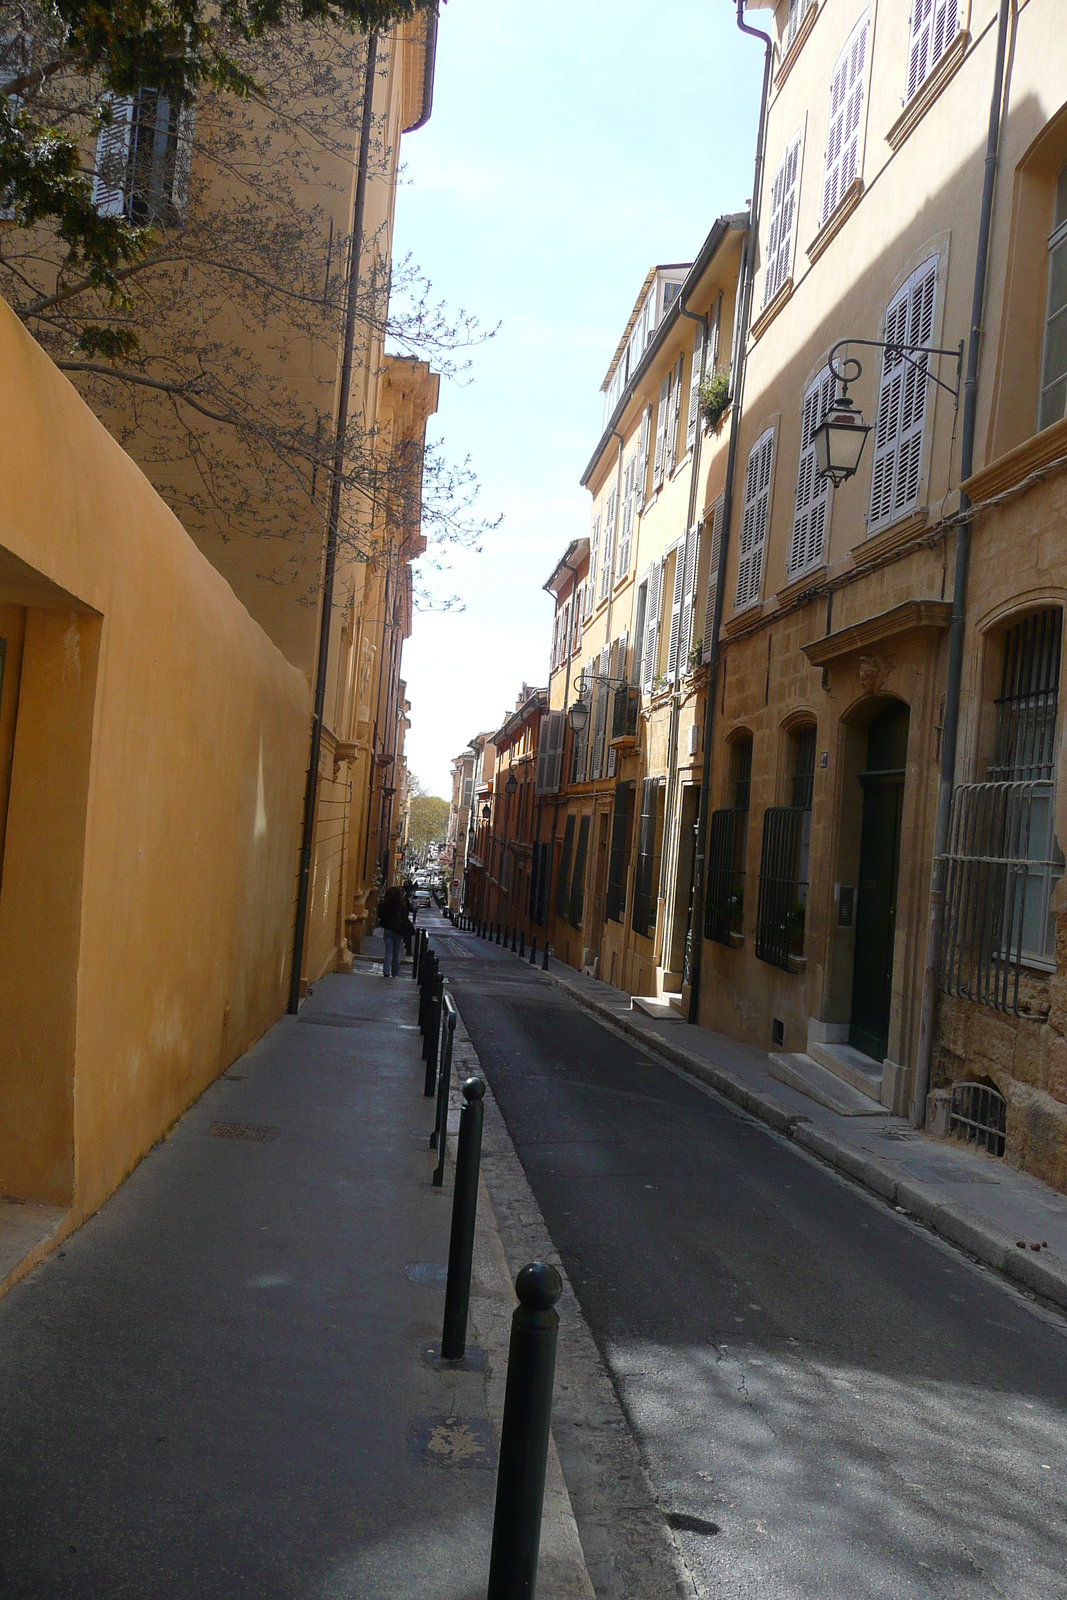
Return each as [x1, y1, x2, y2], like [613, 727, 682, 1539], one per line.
[605, 782, 634, 923]
[949, 1081, 1007, 1159]
[705, 741, 753, 946]
[941, 609, 1063, 1015]
[755, 730, 816, 971]
[631, 778, 661, 938]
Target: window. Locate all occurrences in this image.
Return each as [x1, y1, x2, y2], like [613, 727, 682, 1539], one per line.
[92, 90, 195, 224]
[653, 374, 670, 488]
[868, 256, 938, 532]
[755, 725, 816, 970]
[618, 453, 638, 577]
[782, 0, 815, 55]
[599, 490, 617, 602]
[789, 367, 838, 578]
[701, 497, 724, 663]
[821, 13, 869, 224]
[570, 665, 591, 784]
[461, 777, 473, 809]
[534, 711, 566, 795]
[705, 737, 752, 944]
[588, 513, 602, 603]
[942, 609, 1065, 1012]
[665, 353, 684, 475]
[530, 840, 551, 925]
[589, 646, 611, 780]
[736, 428, 775, 610]
[667, 524, 700, 678]
[686, 325, 705, 454]
[763, 134, 801, 307]
[641, 560, 665, 690]
[605, 781, 634, 922]
[1038, 164, 1067, 432]
[568, 814, 591, 927]
[637, 404, 652, 503]
[556, 815, 576, 919]
[631, 778, 663, 937]
[905, 0, 960, 105]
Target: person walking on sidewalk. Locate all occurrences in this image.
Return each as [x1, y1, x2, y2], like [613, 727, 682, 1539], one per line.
[377, 886, 412, 978]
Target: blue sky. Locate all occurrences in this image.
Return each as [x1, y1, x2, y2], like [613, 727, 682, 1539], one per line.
[395, 0, 765, 797]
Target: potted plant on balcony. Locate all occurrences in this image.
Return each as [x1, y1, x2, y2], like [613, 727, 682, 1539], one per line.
[699, 369, 732, 434]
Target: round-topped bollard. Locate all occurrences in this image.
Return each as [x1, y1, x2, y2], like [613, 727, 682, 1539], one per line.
[440, 1077, 486, 1359]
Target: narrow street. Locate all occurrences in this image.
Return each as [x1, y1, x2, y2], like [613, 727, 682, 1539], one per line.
[430, 916, 1067, 1600]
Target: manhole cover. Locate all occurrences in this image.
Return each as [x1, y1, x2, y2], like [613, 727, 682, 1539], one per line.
[208, 1122, 279, 1142]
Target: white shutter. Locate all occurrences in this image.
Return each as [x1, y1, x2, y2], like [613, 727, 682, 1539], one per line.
[822, 15, 869, 224]
[643, 560, 665, 689]
[687, 325, 706, 453]
[536, 711, 566, 795]
[789, 367, 837, 577]
[637, 404, 652, 502]
[665, 354, 684, 475]
[551, 612, 561, 672]
[653, 376, 669, 487]
[702, 497, 725, 662]
[735, 429, 775, 611]
[868, 257, 938, 532]
[170, 99, 196, 220]
[763, 134, 801, 307]
[679, 522, 700, 674]
[600, 489, 617, 602]
[571, 588, 583, 654]
[666, 543, 686, 677]
[92, 94, 135, 216]
[591, 645, 611, 778]
[588, 513, 601, 603]
[618, 454, 637, 578]
[906, 0, 958, 102]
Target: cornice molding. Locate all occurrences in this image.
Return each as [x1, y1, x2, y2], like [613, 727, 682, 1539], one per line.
[963, 415, 1067, 503]
[802, 599, 951, 667]
[750, 277, 793, 344]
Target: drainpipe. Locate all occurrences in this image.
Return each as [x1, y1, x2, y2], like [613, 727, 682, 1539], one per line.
[686, 1, 772, 1024]
[912, 0, 1012, 1122]
[289, 34, 378, 1014]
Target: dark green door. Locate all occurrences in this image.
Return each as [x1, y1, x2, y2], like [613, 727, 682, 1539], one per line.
[849, 703, 909, 1063]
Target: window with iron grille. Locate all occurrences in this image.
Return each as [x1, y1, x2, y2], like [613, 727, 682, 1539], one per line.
[631, 778, 662, 938]
[941, 609, 1064, 1013]
[606, 781, 634, 922]
[568, 814, 591, 928]
[755, 726, 815, 970]
[612, 684, 640, 742]
[556, 815, 576, 920]
[705, 738, 751, 944]
[949, 1081, 1007, 1158]
[530, 840, 550, 926]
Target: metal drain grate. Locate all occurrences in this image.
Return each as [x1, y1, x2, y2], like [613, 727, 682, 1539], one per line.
[208, 1122, 279, 1143]
[949, 1082, 1007, 1158]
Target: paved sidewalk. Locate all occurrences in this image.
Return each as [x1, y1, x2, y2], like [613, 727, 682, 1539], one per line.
[0, 943, 593, 1599]
[462, 931, 1067, 1312]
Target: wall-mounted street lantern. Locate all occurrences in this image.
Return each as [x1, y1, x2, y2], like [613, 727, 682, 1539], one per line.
[505, 767, 518, 798]
[813, 336, 964, 487]
[568, 671, 631, 736]
[481, 804, 491, 821]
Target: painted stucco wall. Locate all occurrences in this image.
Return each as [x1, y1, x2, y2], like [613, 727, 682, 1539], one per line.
[0, 298, 309, 1228]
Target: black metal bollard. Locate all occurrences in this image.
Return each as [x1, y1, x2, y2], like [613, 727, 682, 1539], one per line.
[419, 951, 437, 1037]
[529, 935, 537, 966]
[440, 1077, 485, 1353]
[542, 941, 550, 972]
[486, 1263, 563, 1600]
[519, 931, 525, 959]
[432, 995, 458, 1175]
[511, 928, 518, 953]
[496, 923, 501, 945]
[424, 975, 443, 1096]
[413, 927, 425, 982]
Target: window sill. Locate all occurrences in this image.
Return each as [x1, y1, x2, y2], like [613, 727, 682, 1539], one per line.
[886, 31, 969, 152]
[851, 507, 928, 568]
[806, 179, 864, 266]
[962, 413, 1067, 502]
[670, 449, 693, 483]
[774, 0, 818, 90]
[777, 563, 828, 607]
[729, 930, 746, 950]
[724, 601, 764, 637]
[750, 278, 793, 343]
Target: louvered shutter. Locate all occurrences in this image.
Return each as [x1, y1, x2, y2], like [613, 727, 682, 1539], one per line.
[687, 326, 706, 453]
[907, 0, 958, 102]
[868, 257, 938, 532]
[679, 522, 700, 673]
[535, 711, 565, 795]
[618, 454, 636, 578]
[572, 588, 584, 654]
[666, 543, 686, 677]
[643, 560, 665, 689]
[588, 513, 601, 602]
[653, 377, 670, 487]
[665, 355, 684, 475]
[822, 15, 869, 224]
[550, 612, 561, 672]
[735, 429, 774, 611]
[789, 367, 836, 577]
[637, 404, 652, 501]
[763, 135, 801, 307]
[590, 645, 611, 778]
[702, 497, 725, 663]
[600, 490, 617, 602]
[92, 94, 135, 216]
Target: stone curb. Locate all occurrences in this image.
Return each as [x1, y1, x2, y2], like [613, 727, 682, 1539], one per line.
[538, 957, 1067, 1315]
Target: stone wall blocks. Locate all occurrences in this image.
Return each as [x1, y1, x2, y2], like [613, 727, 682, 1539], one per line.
[965, 1010, 1017, 1074]
[1011, 1019, 1046, 1089]
[1047, 976, 1067, 1037]
[1044, 1028, 1067, 1101]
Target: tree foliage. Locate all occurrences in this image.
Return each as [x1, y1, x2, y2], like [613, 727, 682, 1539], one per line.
[407, 792, 449, 849]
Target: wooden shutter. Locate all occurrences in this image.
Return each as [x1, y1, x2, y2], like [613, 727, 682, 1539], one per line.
[637, 404, 652, 502]
[618, 454, 636, 578]
[822, 15, 869, 223]
[735, 429, 774, 610]
[92, 94, 135, 216]
[631, 778, 660, 936]
[572, 588, 584, 654]
[907, 0, 958, 102]
[868, 256, 938, 531]
[702, 497, 724, 663]
[588, 513, 601, 602]
[666, 544, 686, 678]
[605, 781, 634, 922]
[763, 134, 801, 307]
[679, 521, 700, 674]
[590, 646, 610, 778]
[535, 711, 565, 795]
[642, 560, 665, 689]
[569, 814, 591, 927]
[789, 367, 836, 577]
[600, 490, 617, 602]
[687, 325, 706, 453]
[653, 376, 669, 487]
[556, 815, 576, 918]
[665, 354, 684, 475]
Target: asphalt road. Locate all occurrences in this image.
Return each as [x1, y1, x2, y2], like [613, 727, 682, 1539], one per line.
[434, 918, 1067, 1600]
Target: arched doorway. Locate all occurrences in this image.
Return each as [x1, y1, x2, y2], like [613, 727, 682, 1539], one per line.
[849, 701, 910, 1062]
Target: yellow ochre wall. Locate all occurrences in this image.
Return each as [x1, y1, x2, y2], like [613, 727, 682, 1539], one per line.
[0, 299, 308, 1231]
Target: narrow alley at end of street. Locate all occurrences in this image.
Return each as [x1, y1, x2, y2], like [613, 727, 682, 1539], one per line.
[427, 913, 1067, 1600]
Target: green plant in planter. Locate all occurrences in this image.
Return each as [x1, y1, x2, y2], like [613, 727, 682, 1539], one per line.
[699, 369, 732, 433]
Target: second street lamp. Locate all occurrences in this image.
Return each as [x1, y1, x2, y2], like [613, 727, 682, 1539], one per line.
[813, 335, 963, 487]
